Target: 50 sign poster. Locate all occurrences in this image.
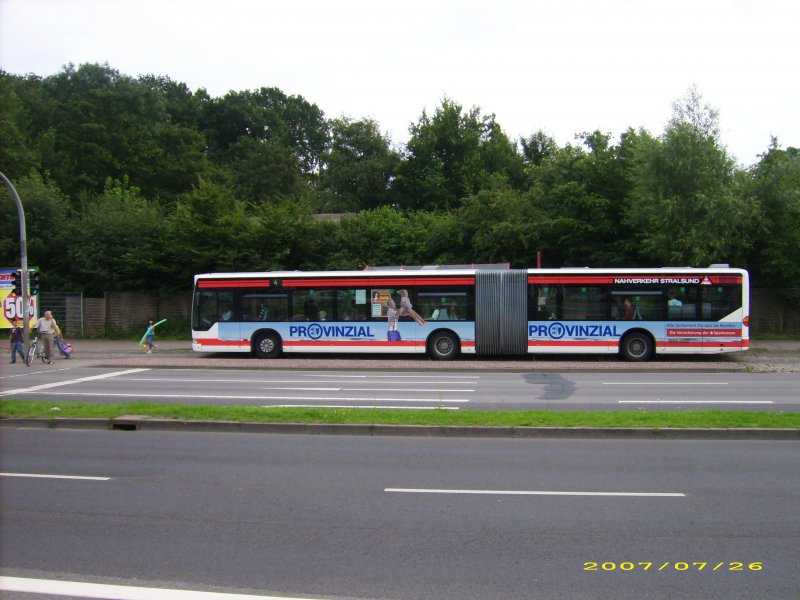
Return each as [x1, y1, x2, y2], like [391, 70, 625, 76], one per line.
[1, 292, 37, 329]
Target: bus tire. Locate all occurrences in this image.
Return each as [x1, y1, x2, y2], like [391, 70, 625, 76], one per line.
[428, 331, 460, 361]
[620, 331, 654, 362]
[254, 331, 282, 359]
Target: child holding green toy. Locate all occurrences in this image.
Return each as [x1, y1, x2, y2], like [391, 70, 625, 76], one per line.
[140, 318, 166, 353]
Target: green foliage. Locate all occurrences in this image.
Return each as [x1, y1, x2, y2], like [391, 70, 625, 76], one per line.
[625, 89, 755, 266]
[743, 141, 800, 302]
[201, 87, 326, 173]
[0, 171, 71, 290]
[393, 98, 523, 210]
[1, 66, 795, 297]
[317, 117, 400, 212]
[0, 72, 40, 179]
[67, 177, 168, 293]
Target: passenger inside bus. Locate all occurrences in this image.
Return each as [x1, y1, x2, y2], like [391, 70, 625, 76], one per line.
[620, 297, 637, 320]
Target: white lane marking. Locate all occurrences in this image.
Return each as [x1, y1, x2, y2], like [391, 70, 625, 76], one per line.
[305, 374, 480, 379]
[0, 576, 322, 599]
[603, 382, 728, 385]
[1, 367, 71, 379]
[385, 488, 685, 497]
[0, 368, 150, 396]
[272, 405, 460, 410]
[261, 387, 343, 391]
[13, 391, 469, 403]
[129, 378, 479, 385]
[618, 400, 773, 404]
[258, 387, 474, 392]
[342, 387, 474, 392]
[0, 472, 110, 481]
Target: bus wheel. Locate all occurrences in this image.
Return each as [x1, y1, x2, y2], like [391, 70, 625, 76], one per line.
[254, 332, 281, 359]
[620, 331, 654, 362]
[428, 331, 460, 360]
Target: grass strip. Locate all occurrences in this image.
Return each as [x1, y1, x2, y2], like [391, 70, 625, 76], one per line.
[1, 400, 799, 429]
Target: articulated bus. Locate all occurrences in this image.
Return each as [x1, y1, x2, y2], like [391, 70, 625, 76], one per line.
[191, 265, 749, 361]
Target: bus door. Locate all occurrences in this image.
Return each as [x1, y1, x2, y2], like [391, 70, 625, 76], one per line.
[196, 288, 239, 342]
[700, 282, 744, 352]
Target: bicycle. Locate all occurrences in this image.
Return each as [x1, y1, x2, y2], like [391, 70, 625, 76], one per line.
[25, 336, 47, 366]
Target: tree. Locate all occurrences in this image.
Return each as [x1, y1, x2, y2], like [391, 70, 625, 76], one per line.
[317, 117, 400, 212]
[743, 140, 800, 301]
[200, 87, 327, 174]
[223, 136, 307, 204]
[625, 88, 752, 266]
[33, 63, 207, 201]
[520, 130, 558, 168]
[392, 98, 523, 210]
[518, 131, 638, 267]
[458, 188, 546, 265]
[66, 177, 168, 294]
[0, 72, 40, 179]
[138, 74, 210, 129]
[0, 171, 71, 290]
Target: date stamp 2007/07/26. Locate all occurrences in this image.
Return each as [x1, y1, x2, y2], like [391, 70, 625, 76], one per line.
[584, 561, 763, 572]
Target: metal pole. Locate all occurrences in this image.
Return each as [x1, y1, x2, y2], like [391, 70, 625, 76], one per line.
[0, 171, 30, 345]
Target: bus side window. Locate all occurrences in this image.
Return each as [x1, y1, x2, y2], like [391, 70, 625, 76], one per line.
[195, 290, 217, 330]
[563, 286, 605, 320]
[194, 290, 235, 329]
[337, 289, 370, 321]
[243, 292, 288, 322]
[702, 284, 739, 321]
[530, 285, 557, 320]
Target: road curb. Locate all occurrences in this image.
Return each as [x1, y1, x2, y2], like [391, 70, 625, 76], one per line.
[2, 418, 798, 440]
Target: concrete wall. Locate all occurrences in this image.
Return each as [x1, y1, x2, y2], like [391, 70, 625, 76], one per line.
[751, 288, 800, 335]
[95, 291, 191, 336]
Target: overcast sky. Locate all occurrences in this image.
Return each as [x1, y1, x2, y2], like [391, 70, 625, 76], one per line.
[1, 0, 797, 166]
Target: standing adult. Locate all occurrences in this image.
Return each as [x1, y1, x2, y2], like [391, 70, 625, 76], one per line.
[35, 310, 58, 364]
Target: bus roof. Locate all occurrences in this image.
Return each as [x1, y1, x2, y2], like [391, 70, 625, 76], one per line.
[194, 265, 748, 284]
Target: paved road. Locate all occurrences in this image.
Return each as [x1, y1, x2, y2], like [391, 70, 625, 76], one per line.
[10, 338, 800, 372]
[2, 429, 798, 600]
[4, 366, 800, 412]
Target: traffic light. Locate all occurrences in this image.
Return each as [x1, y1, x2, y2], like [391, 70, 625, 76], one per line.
[28, 270, 40, 295]
[11, 269, 22, 295]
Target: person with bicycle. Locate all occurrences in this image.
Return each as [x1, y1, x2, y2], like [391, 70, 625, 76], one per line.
[34, 310, 58, 364]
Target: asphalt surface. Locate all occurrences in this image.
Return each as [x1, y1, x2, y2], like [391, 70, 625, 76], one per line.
[3, 339, 800, 440]
[3, 430, 798, 600]
[23, 338, 800, 372]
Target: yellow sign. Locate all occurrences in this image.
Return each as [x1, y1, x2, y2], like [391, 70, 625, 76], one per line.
[1, 290, 37, 329]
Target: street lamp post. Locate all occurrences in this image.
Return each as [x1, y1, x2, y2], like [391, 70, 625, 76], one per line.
[1, 170, 30, 344]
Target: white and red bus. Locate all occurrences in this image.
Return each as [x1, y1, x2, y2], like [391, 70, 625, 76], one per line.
[191, 265, 749, 361]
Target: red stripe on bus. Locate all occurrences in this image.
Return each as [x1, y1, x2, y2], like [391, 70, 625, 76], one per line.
[281, 277, 474, 287]
[284, 340, 426, 348]
[708, 276, 743, 284]
[194, 339, 250, 346]
[197, 339, 477, 350]
[528, 276, 614, 284]
[283, 340, 476, 348]
[527, 275, 742, 285]
[198, 280, 272, 289]
[658, 341, 745, 349]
